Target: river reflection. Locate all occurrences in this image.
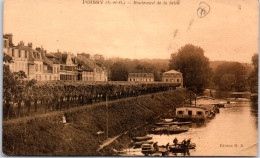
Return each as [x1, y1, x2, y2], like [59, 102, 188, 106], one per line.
[124, 101, 258, 156]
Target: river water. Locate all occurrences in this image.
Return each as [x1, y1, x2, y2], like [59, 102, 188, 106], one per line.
[123, 100, 258, 156]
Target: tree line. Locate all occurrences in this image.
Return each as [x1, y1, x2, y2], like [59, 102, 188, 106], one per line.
[99, 44, 257, 94]
[168, 44, 258, 94]
[3, 54, 180, 120]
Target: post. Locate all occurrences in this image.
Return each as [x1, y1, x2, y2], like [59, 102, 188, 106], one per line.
[195, 94, 197, 107]
[106, 94, 109, 138]
[190, 91, 192, 106]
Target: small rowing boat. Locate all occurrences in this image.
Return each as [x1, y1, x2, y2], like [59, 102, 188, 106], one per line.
[132, 136, 152, 142]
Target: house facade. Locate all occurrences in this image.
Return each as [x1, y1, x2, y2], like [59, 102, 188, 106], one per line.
[162, 70, 183, 87]
[42, 53, 60, 81]
[53, 52, 78, 81]
[77, 53, 108, 82]
[3, 34, 44, 81]
[128, 73, 154, 82]
[3, 34, 108, 82]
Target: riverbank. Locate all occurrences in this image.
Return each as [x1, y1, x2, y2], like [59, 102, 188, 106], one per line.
[3, 88, 189, 156]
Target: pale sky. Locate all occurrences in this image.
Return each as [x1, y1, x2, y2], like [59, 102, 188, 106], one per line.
[3, 0, 259, 63]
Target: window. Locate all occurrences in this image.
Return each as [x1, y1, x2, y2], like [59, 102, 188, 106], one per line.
[12, 49, 14, 57]
[178, 111, 183, 115]
[35, 64, 38, 71]
[197, 111, 202, 115]
[40, 65, 42, 72]
[25, 51, 27, 58]
[18, 50, 21, 57]
[4, 40, 7, 48]
[177, 79, 180, 82]
[188, 111, 192, 116]
[166, 79, 168, 82]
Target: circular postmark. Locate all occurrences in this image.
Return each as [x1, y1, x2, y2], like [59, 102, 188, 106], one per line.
[197, 2, 211, 18]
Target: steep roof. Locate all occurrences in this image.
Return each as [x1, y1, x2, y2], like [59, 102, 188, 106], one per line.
[77, 55, 102, 71]
[45, 54, 60, 64]
[77, 60, 93, 72]
[164, 70, 182, 74]
[13, 45, 42, 62]
[53, 53, 76, 65]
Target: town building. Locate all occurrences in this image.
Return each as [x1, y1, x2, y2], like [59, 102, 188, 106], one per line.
[3, 34, 44, 80]
[42, 53, 60, 81]
[52, 52, 78, 81]
[128, 73, 154, 82]
[77, 54, 108, 82]
[162, 70, 183, 87]
[3, 34, 108, 82]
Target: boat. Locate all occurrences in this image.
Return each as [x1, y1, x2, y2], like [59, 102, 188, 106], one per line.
[132, 136, 152, 142]
[176, 104, 218, 121]
[134, 140, 154, 148]
[167, 126, 189, 134]
[155, 118, 177, 126]
[150, 126, 167, 134]
[142, 144, 170, 156]
[150, 125, 188, 134]
[227, 98, 250, 102]
[141, 144, 154, 156]
[163, 118, 176, 122]
[156, 122, 176, 126]
[169, 143, 196, 153]
[172, 121, 192, 126]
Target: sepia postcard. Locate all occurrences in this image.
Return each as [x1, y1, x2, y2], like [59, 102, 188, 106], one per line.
[2, 0, 258, 156]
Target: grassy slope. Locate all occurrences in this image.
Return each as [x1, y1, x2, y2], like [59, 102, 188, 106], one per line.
[3, 89, 188, 156]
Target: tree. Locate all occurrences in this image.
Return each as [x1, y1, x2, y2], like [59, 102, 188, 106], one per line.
[110, 62, 128, 81]
[213, 62, 248, 91]
[3, 53, 36, 118]
[219, 74, 236, 91]
[169, 44, 212, 94]
[249, 54, 258, 93]
[13, 70, 27, 80]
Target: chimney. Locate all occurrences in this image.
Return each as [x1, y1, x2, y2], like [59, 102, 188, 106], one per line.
[36, 47, 41, 51]
[19, 41, 24, 46]
[28, 43, 33, 48]
[4, 33, 13, 46]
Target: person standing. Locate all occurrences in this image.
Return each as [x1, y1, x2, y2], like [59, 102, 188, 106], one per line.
[182, 139, 187, 147]
[173, 137, 178, 146]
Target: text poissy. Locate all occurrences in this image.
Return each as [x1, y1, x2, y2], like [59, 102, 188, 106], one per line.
[82, 0, 104, 4]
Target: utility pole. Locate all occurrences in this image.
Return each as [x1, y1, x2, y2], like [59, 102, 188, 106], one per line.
[190, 91, 192, 106]
[106, 94, 108, 138]
[195, 94, 197, 107]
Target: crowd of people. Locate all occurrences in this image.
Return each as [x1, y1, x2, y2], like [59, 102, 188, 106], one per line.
[152, 137, 192, 152]
[173, 137, 192, 148]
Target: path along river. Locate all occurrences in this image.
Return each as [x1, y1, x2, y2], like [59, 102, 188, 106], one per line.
[123, 100, 258, 156]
